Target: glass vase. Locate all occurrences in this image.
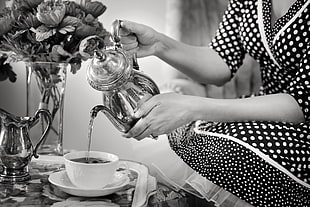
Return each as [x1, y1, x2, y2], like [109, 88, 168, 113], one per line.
[25, 62, 69, 156]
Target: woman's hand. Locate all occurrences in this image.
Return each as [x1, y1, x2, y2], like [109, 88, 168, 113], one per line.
[122, 93, 196, 140]
[119, 20, 231, 86]
[119, 20, 161, 58]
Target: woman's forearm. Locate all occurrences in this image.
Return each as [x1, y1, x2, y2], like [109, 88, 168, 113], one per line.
[188, 93, 305, 124]
[155, 32, 231, 86]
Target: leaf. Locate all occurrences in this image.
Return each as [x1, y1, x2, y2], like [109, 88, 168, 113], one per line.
[83, 1, 107, 18]
[58, 16, 80, 34]
[58, 25, 75, 34]
[36, 30, 55, 41]
[24, 0, 44, 10]
[0, 59, 17, 82]
[11, 30, 28, 39]
[7, 68, 17, 82]
[61, 16, 80, 27]
[31, 26, 56, 41]
[26, 30, 39, 44]
[51, 45, 72, 61]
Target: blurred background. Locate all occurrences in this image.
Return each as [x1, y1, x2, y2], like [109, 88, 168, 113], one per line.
[0, 0, 170, 160]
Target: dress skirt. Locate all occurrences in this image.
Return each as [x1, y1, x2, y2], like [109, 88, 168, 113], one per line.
[167, 120, 310, 207]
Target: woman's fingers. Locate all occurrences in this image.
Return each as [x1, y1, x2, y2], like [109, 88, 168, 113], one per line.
[121, 41, 138, 51]
[134, 94, 154, 118]
[122, 117, 151, 140]
[123, 96, 159, 139]
[120, 20, 148, 36]
[119, 33, 137, 43]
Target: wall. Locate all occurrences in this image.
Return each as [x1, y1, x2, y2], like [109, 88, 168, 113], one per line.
[0, 0, 169, 160]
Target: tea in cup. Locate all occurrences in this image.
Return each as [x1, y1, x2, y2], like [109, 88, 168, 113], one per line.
[64, 151, 120, 189]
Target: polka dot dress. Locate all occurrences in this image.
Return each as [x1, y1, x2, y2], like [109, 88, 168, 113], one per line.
[168, 0, 310, 206]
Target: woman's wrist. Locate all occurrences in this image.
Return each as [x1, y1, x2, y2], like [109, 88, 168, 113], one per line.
[154, 32, 178, 59]
[183, 95, 212, 123]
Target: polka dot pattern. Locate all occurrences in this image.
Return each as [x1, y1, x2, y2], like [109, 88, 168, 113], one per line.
[169, 0, 310, 206]
[168, 123, 310, 207]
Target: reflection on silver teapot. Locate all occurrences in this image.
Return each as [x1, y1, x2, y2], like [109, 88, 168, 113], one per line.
[0, 108, 52, 183]
[87, 19, 160, 133]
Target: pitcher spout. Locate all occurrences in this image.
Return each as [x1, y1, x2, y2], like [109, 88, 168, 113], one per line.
[0, 108, 24, 124]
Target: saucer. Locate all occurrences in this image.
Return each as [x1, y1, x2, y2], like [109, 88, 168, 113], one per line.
[48, 170, 130, 197]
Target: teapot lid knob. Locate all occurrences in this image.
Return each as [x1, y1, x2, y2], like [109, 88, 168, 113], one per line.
[111, 19, 122, 48]
[94, 50, 107, 61]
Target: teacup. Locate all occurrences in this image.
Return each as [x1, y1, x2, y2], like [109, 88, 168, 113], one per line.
[64, 151, 120, 189]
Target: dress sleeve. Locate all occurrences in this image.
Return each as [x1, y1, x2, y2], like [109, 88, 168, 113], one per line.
[209, 0, 245, 76]
[287, 46, 310, 121]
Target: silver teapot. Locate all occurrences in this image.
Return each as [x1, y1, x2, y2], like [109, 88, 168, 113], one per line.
[87, 19, 160, 133]
[0, 108, 52, 183]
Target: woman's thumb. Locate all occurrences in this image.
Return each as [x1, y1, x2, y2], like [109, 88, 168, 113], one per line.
[120, 20, 146, 36]
[134, 94, 155, 118]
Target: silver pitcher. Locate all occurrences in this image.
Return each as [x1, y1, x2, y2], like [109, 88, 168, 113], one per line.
[87, 19, 160, 134]
[0, 108, 52, 183]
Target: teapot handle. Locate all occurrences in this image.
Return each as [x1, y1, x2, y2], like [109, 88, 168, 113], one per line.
[31, 109, 52, 158]
[111, 19, 139, 70]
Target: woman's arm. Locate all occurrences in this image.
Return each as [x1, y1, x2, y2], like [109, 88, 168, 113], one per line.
[123, 93, 304, 140]
[120, 21, 231, 86]
[193, 93, 304, 123]
[155, 33, 231, 86]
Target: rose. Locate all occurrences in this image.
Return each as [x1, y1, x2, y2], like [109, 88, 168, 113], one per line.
[79, 35, 105, 59]
[36, 1, 66, 27]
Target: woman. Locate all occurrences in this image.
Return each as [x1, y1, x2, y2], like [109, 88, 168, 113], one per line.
[120, 0, 310, 206]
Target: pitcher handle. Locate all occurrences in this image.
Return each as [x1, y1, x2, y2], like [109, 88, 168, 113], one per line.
[111, 19, 139, 70]
[32, 109, 52, 158]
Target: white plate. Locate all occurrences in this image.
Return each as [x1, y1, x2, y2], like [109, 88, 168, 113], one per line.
[48, 170, 130, 197]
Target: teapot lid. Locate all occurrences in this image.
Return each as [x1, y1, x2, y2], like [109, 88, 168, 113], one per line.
[87, 49, 131, 91]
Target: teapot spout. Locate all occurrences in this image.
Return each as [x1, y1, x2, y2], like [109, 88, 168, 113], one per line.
[90, 105, 133, 133]
[90, 105, 108, 118]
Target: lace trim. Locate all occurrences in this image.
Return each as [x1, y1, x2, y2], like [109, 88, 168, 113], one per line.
[185, 171, 254, 207]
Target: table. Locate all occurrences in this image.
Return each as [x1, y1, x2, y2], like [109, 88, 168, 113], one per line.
[0, 156, 215, 207]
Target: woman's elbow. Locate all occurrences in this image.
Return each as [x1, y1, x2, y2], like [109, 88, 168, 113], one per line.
[213, 75, 231, 86]
[200, 71, 231, 86]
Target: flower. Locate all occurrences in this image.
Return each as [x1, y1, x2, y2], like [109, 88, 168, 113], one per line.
[0, 0, 113, 82]
[36, 1, 66, 27]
